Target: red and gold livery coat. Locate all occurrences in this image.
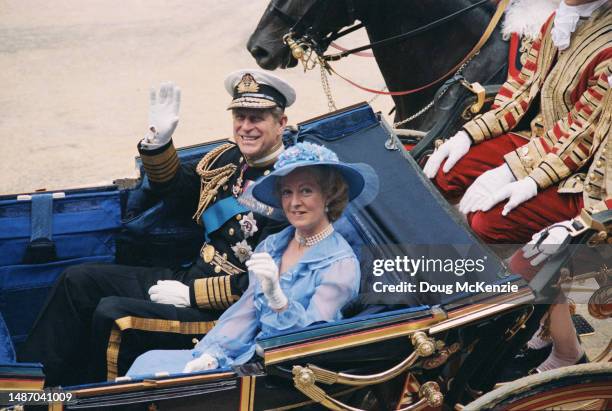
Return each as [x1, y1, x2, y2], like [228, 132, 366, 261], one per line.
[463, 4, 611, 215]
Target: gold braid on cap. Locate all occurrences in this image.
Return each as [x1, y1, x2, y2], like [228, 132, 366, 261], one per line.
[193, 143, 238, 223]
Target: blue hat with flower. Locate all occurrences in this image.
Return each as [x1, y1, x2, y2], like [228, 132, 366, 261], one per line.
[241, 142, 378, 219]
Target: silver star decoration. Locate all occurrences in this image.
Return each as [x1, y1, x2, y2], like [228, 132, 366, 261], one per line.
[232, 239, 253, 263]
[239, 212, 259, 238]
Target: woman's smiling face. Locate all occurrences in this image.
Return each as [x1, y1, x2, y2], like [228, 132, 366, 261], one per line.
[279, 168, 329, 236]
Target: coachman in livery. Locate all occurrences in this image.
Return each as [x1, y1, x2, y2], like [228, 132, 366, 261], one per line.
[18, 69, 296, 386]
[424, 0, 610, 377]
[425, 0, 611, 243]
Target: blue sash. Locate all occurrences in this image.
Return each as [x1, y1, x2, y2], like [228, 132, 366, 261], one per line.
[201, 196, 249, 241]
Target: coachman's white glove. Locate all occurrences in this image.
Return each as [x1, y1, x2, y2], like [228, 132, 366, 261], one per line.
[477, 177, 538, 216]
[148, 280, 190, 307]
[183, 353, 219, 373]
[245, 253, 288, 310]
[140, 82, 181, 150]
[423, 130, 471, 178]
[522, 220, 573, 266]
[459, 164, 516, 214]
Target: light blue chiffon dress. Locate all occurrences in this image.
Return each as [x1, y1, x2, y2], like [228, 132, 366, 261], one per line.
[127, 226, 360, 376]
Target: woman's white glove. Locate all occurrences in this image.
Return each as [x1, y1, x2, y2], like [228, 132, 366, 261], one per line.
[148, 280, 190, 307]
[423, 131, 471, 178]
[183, 353, 219, 373]
[140, 82, 181, 150]
[522, 220, 573, 266]
[245, 253, 288, 310]
[459, 164, 516, 214]
[477, 177, 538, 216]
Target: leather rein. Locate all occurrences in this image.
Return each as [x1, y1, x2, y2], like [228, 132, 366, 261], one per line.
[277, 0, 510, 96]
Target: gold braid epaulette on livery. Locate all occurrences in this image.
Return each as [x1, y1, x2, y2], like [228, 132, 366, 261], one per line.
[192, 143, 238, 223]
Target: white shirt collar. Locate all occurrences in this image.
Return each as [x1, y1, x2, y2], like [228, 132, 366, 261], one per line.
[551, 0, 607, 50]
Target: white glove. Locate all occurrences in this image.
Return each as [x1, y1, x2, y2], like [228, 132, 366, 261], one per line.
[423, 131, 471, 178]
[459, 164, 516, 214]
[522, 220, 573, 266]
[148, 280, 190, 307]
[245, 252, 288, 310]
[183, 353, 219, 373]
[140, 82, 181, 150]
[477, 177, 538, 216]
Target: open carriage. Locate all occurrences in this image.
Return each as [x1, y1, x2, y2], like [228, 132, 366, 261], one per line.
[1, 98, 611, 410]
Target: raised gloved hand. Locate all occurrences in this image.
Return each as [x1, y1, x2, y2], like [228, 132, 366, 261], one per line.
[148, 280, 190, 307]
[140, 82, 181, 150]
[477, 177, 538, 216]
[183, 353, 219, 373]
[522, 220, 573, 266]
[423, 130, 471, 178]
[459, 164, 516, 214]
[245, 252, 288, 310]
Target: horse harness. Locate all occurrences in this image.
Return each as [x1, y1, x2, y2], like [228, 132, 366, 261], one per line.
[272, 0, 510, 123]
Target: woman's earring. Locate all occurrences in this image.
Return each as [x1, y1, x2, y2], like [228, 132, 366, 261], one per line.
[325, 204, 329, 213]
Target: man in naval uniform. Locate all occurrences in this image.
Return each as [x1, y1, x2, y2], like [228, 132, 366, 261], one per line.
[19, 69, 295, 386]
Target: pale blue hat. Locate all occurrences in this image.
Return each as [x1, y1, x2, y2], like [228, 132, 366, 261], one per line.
[241, 142, 378, 220]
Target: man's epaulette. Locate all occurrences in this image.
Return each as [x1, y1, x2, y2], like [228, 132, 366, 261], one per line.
[192, 143, 239, 222]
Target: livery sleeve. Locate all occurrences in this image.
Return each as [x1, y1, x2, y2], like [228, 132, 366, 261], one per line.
[462, 16, 553, 143]
[582, 77, 612, 215]
[504, 59, 611, 189]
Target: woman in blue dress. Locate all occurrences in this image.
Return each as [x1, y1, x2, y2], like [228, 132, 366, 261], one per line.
[127, 142, 378, 375]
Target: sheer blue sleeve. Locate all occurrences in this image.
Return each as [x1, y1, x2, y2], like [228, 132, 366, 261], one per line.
[260, 257, 360, 332]
[192, 272, 259, 367]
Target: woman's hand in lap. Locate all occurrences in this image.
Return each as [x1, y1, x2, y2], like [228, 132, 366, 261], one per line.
[183, 353, 218, 373]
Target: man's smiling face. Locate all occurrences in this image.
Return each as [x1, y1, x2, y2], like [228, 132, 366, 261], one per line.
[232, 108, 287, 159]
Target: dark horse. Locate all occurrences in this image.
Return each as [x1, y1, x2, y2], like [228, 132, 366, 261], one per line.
[247, 0, 510, 132]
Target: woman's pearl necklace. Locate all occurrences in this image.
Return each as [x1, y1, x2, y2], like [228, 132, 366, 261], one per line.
[295, 224, 334, 247]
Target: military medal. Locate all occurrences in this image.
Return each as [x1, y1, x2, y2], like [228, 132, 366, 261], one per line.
[232, 163, 249, 197]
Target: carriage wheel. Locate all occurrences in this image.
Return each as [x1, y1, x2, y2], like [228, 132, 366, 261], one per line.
[463, 362, 612, 410]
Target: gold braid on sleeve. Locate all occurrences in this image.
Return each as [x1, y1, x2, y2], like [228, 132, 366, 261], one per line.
[192, 143, 238, 223]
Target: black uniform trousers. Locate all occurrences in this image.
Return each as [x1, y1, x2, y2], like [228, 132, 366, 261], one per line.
[18, 263, 220, 387]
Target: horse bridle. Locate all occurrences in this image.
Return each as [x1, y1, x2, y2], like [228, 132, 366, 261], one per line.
[272, 0, 493, 61]
[270, 0, 358, 55]
[270, 0, 505, 121]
